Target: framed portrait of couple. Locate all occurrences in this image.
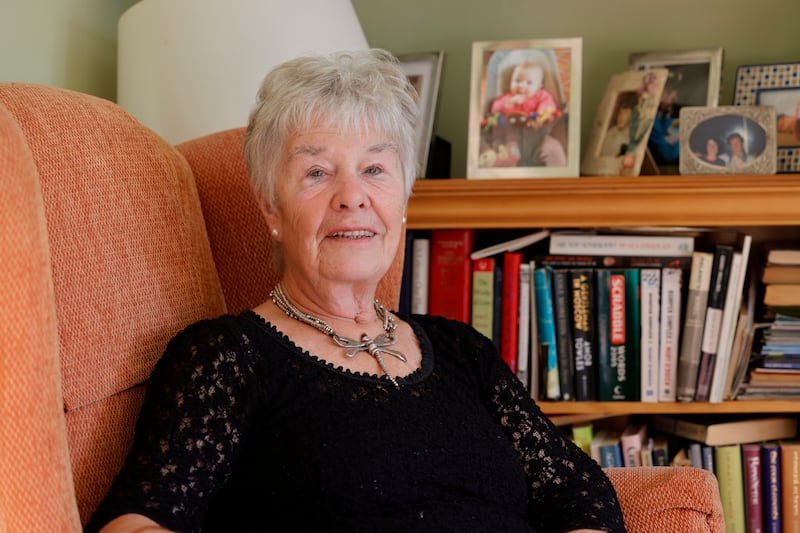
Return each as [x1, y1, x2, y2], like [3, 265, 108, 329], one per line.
[466, 38, 583, 179]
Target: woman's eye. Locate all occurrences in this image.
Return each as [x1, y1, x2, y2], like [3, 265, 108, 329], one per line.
[365, 166, 382, 176]
[308, 168, 325, 178]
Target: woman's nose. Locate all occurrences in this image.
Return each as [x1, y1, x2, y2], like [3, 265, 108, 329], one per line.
[332, 172, 368, 209]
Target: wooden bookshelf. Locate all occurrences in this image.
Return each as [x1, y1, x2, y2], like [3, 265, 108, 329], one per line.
[406, 173, 800, 416]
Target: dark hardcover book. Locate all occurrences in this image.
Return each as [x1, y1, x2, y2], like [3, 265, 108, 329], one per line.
[596, 268, 641, 401]
[537, 253, 691, 269]
[762, 441, 782, 533]
[570, 268, 597, 401]
[398, 230, 416, 314]
[551, 268, 575, 401]
[742, 443, 764, 533]
[694, 244, 735, 401]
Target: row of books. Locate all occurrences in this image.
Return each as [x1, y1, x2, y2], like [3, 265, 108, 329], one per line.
[568, 415, 800, 533]
[401, 227, 754, 402]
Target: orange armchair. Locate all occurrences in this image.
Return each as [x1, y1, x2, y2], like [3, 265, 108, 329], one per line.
[0, 83, 724, 532]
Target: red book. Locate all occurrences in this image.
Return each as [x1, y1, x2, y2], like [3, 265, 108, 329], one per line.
[742, 443, 764, 533]
[500, 252, 523, 374]
[428, 229, 475, 323]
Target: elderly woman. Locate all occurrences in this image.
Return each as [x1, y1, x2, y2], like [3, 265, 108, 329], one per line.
[87, 49, 624, 533]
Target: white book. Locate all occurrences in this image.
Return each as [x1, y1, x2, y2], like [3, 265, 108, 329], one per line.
[710, 234, 752, 402]
[658, 267, 682, 401]
[548, 232, 694, 257]
[527, 260, 540, 399]
[410, 237, 430, 314]
[516, 263, 532, 389]
[470, 229, 550, 260]
[676, 251, 714, 401]
[640, 268, 661, 403]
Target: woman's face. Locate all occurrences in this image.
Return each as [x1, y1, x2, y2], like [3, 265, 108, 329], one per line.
[706, 138, 719, 158]
[264, 126, 407, 290]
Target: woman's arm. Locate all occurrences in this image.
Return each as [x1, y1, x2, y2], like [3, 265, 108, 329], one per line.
[98, 513, 173, 532]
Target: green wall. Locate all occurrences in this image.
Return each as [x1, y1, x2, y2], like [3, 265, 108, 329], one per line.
[2, 0, 798, 177]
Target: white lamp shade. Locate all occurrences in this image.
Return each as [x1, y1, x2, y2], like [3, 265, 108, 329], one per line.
[118, 0, 368, 144]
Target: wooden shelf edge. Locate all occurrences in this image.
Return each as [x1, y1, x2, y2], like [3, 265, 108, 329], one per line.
[408, 174, 800, 229]
[538, 400, 800, 416]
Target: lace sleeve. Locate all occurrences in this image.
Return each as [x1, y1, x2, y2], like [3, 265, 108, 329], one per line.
[477, 332, 626, 532]
[87, 316, 259, 533]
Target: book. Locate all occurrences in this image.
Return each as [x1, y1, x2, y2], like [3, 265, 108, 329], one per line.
[742, 443, 764, 533]
[782, 440, 800, 533]
[410, 236, 430, 314]
[648, 415, 798, 446]
[651, 435, 670, 466]
[762, 441, 782, 533]
[639, 268, 660, 403]
[527, 260, 540, 399]
[694, 244, 735, 401]
[590, 429, 623, 467]
[620, 423, 647, 467]
[536, 253, 691, 269]
[398, 231, 415, 314]
[516, 262, 532, 388]
[702, 445, 715, 472]
[658, 267, 682, 401]
[640, 438, 654, 466]
[571, 423, 594, 455]
[570, 268, 597, 401]
[469, 229, 550, 260]
[766, 247, 800, 266]
[549, 232, 694, 257]
[500, 252, 523, 374]
[551, 268, 575, 401]
[533, 267, 560, 400]
[709, 235, 752, 403]
[676, 251, 714, 401]
[688, 442, 703, 468]
[762, 265, 800, 285]
[596, 268, 640, 401]
[429, 229, 475, 323]
[716, 444, 747, 533]
[470, 257, 496, 341]
[764, 284, 800, 307]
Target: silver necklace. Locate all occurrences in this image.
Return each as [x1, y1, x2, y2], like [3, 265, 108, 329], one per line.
[270, 283, 407, 388]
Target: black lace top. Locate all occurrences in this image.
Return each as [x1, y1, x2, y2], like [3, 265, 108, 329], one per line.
[86, 312, 625, 532]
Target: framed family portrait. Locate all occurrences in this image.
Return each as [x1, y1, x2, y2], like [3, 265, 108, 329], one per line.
[733, 61, 800, 173]
[678, 106, 777, 175]
[466, 38, 582, 179]
[582, 68, 669, 177]
[629, 47, 724, 174]
[397, 51, 444, 178]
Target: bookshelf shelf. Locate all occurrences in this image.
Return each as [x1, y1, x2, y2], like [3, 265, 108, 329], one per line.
[406, 173, 800, 419]
[407, 174, 800, 229]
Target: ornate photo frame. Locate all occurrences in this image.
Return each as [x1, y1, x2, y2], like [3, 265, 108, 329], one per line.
[582, 68, 669, 177]
[629, 47, 724, 174]
[733, 61, 800, 173]
[466, 38, 582, 179]
[678, 105, 777, 175]
[397, 51, 444, 178]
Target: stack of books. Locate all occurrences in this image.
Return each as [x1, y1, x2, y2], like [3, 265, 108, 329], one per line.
[739, 314, 800, 399]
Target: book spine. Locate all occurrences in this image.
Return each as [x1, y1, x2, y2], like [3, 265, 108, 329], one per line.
[596, 269, 640, 401]
[676, 251, 714, 401]
[743, 443, 764, 533]
[781, 442, 800, 533]
[527, 260, 540, 399]
[398, 231, 415, 314]
[533, 267, 560, 400]
[517, 262, 532, 389]
[710, 248, 748, 403]
[470, 257, 495, 340]
[551, 268, 575, 401]
[695, 245, 735, 401]
[548, 233, 695, 257]
[537, 253, 692, 269]
[620, 424, 646, 467]
[410, 236, 430, 314]
[658, 267, 682, 401]
[428, 229, 475, 323]
[500, 252, 523, 374]
[762, 443, 782, 533]
[716, 444, 747, 533]
[570, 268, 597, 401]
[640, 268, 661, 403]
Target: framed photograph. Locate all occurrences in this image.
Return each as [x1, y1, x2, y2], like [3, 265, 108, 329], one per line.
[397, 51, 444, 178]
[733, 61, 800, 173]
[629, 47, 724, 174]
[466, 38, 582, 179]
[582, 68, 669, 177]
[678, 106, 777, 175]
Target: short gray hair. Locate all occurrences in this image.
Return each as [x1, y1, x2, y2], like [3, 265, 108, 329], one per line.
[243, 48, 420, 211]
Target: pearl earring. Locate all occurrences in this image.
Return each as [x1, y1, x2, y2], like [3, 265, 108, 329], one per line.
[271, 228, 279, 238]
[402, 216, 407, 225]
